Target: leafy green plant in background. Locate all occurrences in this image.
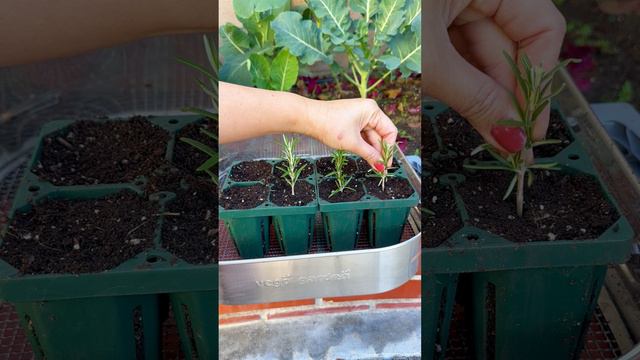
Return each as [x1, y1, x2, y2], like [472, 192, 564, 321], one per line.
[277, 135, 307, 195]
[178, 35, 219, 184]
[617, 80, 634, 102]
[271, 0, 421, 98]
[327, 150, 355, 197]
[465, 52, 574, 216]
[220, 0, 300, 91]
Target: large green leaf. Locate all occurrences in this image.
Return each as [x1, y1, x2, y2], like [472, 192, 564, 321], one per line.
[220, 24, 250, 61]
[233, 0, 256, 19]
[220, 55, 252, 86]
[352, 0, 379, 22]
[309, 0, 351, 45]
[249, 53, 272, 89]
[375, 0, 406, 42]
[388, 30, 421, 76]
[272, 11, 332, 65]
[271, 49, 299, 91]
[403, 0, 420, 32]
[233, 0, 286, 19]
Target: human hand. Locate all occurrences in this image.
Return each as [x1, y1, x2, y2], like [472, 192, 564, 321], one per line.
[423, 0, 566, 153]
[305, 98, 398, 169]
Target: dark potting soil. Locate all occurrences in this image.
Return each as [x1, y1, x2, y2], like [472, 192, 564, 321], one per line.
[145, 163, 189, 195]
[220, 184, 268, 210]
[32, 117, 170, 186]
[436, 109, 485, 157]
[162, 178, 217, 265]
[316, 157, 358, 176]
[424, 175, 464, 248]
[270, 180, 315, 207]
[229, 160, 273, 182]
[457, 171, 619, 242]
[354, 157, 401, 177]
[533, 109, 573, 158]
[274, 159, 314, 178]
[0, 192, 158, 275]
[318, 178, 365, 203]
[423, 116, 439, 155]
[363, 177, 415, 200]
[174, 121, 216, 177]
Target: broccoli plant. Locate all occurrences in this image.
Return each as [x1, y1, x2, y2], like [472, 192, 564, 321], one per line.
[277, 135, 307, 195]
[464, 52, 575, 216]
[220, 0, 299, 91]
[178, 35, 219, 185]
[368, 139, 396, 191]
[327, 150, 355, 197]
[271, 0, 421, 98]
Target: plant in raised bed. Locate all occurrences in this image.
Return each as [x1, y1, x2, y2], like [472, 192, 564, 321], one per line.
[368, 139, 396, 191]
[271, 0, 421, 98]
[276, 135, 307, 195]
[219, 0, 299, 91]
[464, 52, 575, 216]
[179, 35, 219, 185]
[327, 149, 355, 197]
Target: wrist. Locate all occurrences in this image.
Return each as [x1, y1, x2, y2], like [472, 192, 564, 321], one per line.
[294, 95, 325, 139]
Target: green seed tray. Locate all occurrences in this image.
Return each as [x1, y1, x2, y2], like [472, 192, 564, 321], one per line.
[422, 101, 635, 274]
[219, 160, 318, 257]
[0, 116, 219, 302]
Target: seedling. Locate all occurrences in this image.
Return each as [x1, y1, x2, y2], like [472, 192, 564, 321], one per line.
[327, 150, 355, 197]
[464, 52, 576, 216]
[277, 135, 307, 195]
[179, 35, 219, 185]
[368, 139, 396, 192]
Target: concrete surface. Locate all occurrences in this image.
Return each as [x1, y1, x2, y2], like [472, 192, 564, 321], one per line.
[219, 309, 421, 360]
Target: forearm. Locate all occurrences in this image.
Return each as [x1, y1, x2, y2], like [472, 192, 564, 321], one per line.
[0, 0, 216, 67]
[219, 82, 320, 144]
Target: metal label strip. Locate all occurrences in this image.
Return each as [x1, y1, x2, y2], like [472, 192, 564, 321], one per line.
[219, 233, 421, 305]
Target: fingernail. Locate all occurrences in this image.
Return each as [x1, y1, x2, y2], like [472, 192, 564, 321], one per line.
[373, 161, 385, 172]
[490, 126, 526, 153]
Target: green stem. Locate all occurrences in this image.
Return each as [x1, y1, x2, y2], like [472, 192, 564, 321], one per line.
[367, 70, 392, 93]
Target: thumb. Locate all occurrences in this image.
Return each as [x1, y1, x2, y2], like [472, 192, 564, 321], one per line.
[424, 21, 516, 153]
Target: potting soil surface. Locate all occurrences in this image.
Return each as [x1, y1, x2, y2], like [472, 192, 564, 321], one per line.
[32, 117, 170, 186]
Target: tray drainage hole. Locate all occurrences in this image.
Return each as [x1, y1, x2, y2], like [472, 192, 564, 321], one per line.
[466, 234, 479, 241]
[612, 224, 620, 233]
[448, 175, 457, 181]
[146, 255, 166, 263]
[569, 154, 580, 160]
[28, 186, 40, 193]
[169, 119, 179, 124]
[135, 180, 145, 186]
[157, 193, 167, 199]
[468, 160, 478, 165]
[425, 105, 435, 110]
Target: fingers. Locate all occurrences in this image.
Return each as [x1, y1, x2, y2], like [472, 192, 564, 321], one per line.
[492, 0, 566, 139]
[353, 138, 386, 169]
[423, 10, 514, 153]
[362, 99, 398, 146]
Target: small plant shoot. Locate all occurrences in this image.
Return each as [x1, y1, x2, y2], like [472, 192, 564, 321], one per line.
[178, 35, 219, 185]
[369, 139, 396, 192]
[277, 135, 307, 195]
[327, 150, 355, 197]
[465, 52, 576, 216]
